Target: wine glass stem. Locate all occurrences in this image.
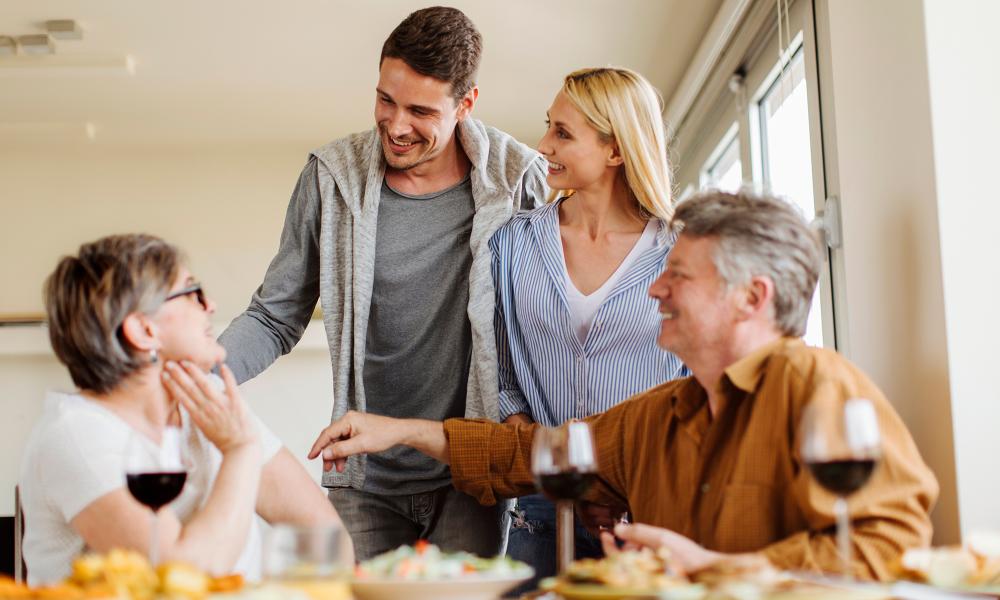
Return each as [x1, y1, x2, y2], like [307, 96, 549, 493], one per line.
[150, 510, 159, 567]
[834, 496, 851, 580]
[556, 500, 574, 575]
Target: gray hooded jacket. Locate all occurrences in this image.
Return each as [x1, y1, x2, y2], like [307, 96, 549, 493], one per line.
[219, 118, 547, 489]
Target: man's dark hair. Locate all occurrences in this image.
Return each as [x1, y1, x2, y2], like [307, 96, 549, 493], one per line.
[380, 6, 482, 101]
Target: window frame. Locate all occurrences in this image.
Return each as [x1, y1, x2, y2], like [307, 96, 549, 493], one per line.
[670, 0, 840, 349]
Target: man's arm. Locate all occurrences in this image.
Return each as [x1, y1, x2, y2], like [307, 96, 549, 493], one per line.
[308, 412, 450, 472]
[309, 405, 636, 508]
[218, 158, 323, 383]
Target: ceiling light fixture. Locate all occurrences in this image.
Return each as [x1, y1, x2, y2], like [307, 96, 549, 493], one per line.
[46, 20, 83, 40]
[17, 34, 54, 55]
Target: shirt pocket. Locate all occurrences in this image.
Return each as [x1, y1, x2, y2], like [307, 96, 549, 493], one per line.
[713, 482, 779, 552]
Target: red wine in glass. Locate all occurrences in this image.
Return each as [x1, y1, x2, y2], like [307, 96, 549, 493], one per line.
[538, 470, 597, 501]
[124, 427, 189, 565]
[806, 459, 877, 496]
[126, 472, 188, 512]
[532, 422, 598, 574]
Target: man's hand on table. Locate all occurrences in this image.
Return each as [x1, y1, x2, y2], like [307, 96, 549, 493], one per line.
[308, 412, 447, 472]
[600, 522, 724, 574]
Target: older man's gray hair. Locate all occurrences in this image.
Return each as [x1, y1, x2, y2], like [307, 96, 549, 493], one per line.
[671, 190, 824, 337]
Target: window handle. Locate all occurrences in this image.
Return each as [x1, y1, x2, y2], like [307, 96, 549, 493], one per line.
[813, 195, 842, 249]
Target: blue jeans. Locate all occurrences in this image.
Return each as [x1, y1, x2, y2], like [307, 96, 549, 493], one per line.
[328, 486, 509, 562]
[505, 493, 604, 596]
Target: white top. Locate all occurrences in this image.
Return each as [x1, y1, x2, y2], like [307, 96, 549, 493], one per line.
[18, 390, 282, 586]
[561, 219, 658, 345]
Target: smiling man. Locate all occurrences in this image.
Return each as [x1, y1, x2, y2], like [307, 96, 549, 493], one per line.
[310, 190, 938, 580]
[219, 7, 546, 559]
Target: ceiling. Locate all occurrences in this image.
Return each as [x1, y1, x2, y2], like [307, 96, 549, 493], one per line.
[0, 0, 724, 149]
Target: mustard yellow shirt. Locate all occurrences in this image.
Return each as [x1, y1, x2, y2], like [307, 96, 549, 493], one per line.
[444, 338, 938, 580]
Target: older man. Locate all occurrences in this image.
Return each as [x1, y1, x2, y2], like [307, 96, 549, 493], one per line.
[309, 190, 938, 580]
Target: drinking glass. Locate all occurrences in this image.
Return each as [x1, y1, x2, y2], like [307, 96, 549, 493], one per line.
[531, 421, 597, 574]
[264, 524, 353, 599]
[800, 397, 881, 579]
[124, 427, 189, 566]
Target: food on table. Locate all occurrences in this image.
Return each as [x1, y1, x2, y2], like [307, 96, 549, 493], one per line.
[563, 547, 688, 590]
[353, 539, 530, 580]
[0, 576, 32, 598]
[688, 554, 780, 588]
[898, 533, 1000, 588]
[0, 549, 246, 599]
[545, 549, 794, 599]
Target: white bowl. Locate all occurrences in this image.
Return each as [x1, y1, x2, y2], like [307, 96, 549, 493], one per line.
[350, 571, 534, 600]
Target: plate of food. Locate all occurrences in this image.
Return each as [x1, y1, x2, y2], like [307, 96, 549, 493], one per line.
[350, 540, 533, 600]
[893, 532, 1000, 596]
[540, 548, 706, 600]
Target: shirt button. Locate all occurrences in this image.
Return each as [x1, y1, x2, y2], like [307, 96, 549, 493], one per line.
[576, 356, 583, 363]
[701, 483, 711, 493]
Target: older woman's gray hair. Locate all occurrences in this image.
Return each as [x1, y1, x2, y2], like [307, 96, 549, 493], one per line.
[44, 234, 181, 394]
[671, 190, 824, 337]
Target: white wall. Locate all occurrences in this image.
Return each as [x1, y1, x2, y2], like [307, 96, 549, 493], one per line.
[817, 0, 960, 542]
[0, 143, 319, 316]
[922, 0, 1000, 537]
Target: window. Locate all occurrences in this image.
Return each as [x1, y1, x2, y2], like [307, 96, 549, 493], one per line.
[701, 125, 742, 192]
[672, 0, 836, 349]
[754, 44, 825, 347]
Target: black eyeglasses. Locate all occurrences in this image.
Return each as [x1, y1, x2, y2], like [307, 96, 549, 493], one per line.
[165, 283, 208, 311]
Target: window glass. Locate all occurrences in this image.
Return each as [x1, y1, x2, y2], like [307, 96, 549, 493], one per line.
[757, 46, 824, 346]
[702, 133, 742, 192]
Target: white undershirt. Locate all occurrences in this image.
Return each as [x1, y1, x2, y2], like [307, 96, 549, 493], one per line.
[561, 219, 657, 345]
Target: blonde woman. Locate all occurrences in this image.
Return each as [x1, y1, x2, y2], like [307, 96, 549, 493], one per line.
[490, 67, 686, 584]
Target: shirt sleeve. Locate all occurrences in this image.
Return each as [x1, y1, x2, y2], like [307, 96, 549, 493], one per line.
[218, 157, 323, 384]
[37, 416, 128, 522]
[489, 230, 531, 421]
[444, 401, 634, 509]
[518, 158, 549, 210]
[759, 377, 938, 581]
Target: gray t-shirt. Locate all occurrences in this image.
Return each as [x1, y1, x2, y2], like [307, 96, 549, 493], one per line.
[362, 175, 475, 494]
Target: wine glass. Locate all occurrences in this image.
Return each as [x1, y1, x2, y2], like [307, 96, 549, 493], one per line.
[124, 427, 189, 566]
[531, 421, 597, 574]
[263, 523, 353, 600]
[800, 397, 881, 579]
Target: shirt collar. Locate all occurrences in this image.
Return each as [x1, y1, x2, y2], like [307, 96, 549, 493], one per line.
[723, 337, 802, 393]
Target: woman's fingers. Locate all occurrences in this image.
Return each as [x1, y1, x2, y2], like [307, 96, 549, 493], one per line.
[220, 364, 241, 406]
[180, 361, 224, 406]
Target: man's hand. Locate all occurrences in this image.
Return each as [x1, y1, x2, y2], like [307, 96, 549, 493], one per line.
[308, 412, 449, 472]
[503, 413, 533, 426]
[576, 502, 626, 538]
[308, 411, 408, 473]
[599, 522, 723, 574]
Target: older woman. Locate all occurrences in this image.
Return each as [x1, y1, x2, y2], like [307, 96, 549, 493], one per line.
[18, 234, 348, 585]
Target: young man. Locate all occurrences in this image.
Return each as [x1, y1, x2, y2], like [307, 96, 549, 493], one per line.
[220, 7, 547, 560]
[309, 190, 939, 580]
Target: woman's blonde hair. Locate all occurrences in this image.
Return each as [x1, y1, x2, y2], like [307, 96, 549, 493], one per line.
[557, 67, 674, 220]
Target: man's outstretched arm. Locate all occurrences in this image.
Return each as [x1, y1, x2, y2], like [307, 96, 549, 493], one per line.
[308, 412, 449, 473]
[308, 412, 540, 505]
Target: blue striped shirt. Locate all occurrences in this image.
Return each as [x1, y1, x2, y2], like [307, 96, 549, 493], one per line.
[490, 199, 688, 427]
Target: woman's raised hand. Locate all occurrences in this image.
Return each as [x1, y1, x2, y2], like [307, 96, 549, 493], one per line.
[162, 361, 258, 454]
